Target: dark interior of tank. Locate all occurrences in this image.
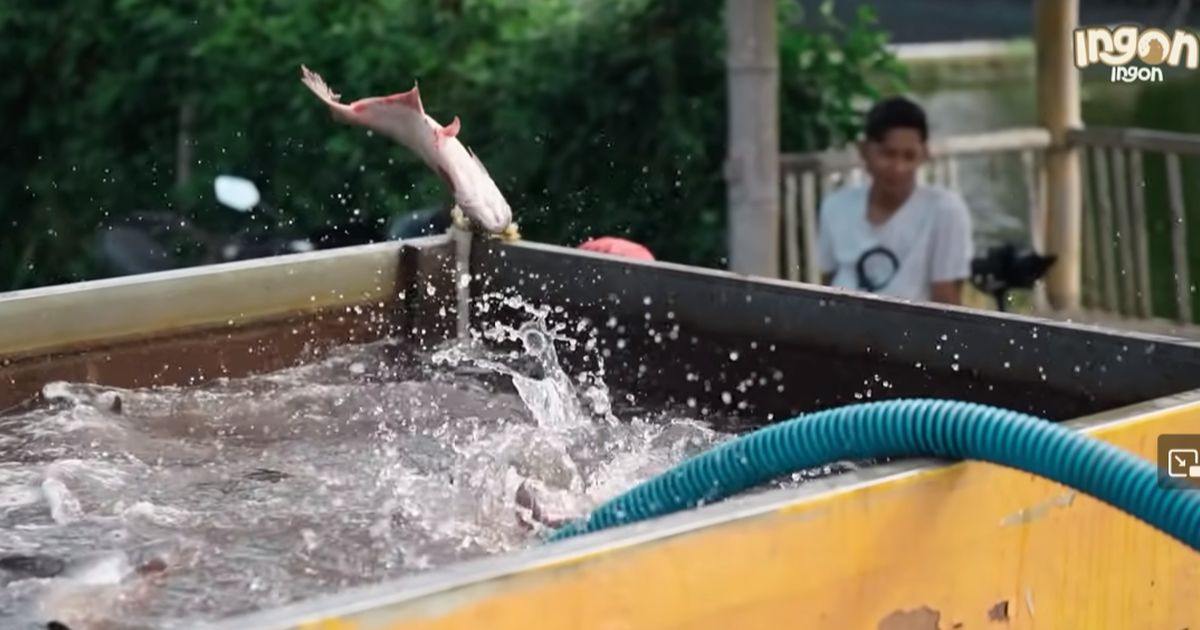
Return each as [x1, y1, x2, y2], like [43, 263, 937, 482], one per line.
[469, 239, 1200, 427]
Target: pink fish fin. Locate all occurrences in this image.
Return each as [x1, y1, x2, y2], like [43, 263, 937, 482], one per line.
[433, 116, 461, 148]
[299, 65, 339, 102]
[300, 66, 427, 132]
[467, 146, 494, 177]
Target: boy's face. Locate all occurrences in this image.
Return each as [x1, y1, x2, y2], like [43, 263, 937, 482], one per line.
[858, 127, 927, 197]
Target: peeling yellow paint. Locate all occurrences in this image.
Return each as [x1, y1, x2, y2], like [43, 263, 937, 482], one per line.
[878, 606, 941, 630]
[1000, 490, 1077, 526]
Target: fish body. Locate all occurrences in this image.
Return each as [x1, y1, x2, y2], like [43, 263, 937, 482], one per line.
[300, 66, 516, 237]
[514, 478, 586, 531]
[37, 555, 169, 630]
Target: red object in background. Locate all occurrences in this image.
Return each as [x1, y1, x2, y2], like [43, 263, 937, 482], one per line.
[576, 237, 655, 261]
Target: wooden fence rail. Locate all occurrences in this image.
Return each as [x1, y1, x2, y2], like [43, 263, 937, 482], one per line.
[1067, 127, 1197, 323]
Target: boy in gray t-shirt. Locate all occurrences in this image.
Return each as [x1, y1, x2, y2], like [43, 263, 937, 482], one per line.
[817, 96, 973, 305]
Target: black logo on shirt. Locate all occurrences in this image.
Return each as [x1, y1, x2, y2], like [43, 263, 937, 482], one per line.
[856, 245, 900, 291]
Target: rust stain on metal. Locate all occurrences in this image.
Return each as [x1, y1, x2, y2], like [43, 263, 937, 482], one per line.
[1000, 491, 1077, 526]
[988, 600, 1010, 622]
[878, 606, 941, 630]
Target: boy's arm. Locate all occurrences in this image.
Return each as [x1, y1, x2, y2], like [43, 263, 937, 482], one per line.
[930, 278, 963, 304]
[929, 194, 974, 305]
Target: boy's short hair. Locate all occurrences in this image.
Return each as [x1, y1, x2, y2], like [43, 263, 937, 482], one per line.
[864, 96, 928, 143]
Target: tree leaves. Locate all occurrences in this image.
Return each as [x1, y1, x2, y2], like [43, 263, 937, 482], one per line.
[0, 0, 903, 289]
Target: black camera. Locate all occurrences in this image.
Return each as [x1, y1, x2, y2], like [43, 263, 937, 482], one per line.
[970, 242, 1058, 311]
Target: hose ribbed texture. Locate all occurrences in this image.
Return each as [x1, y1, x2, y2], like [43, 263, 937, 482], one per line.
[547, 398, 1200, 552]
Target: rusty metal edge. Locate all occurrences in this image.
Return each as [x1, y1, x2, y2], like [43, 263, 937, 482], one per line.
[189, 386, 1200, 630]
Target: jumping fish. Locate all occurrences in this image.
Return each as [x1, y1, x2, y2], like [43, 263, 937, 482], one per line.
[299, 65, 518, 239]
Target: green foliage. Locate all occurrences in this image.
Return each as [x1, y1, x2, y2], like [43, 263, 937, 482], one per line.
[0, 0, 904, 290]
[780, 1, 909, 151]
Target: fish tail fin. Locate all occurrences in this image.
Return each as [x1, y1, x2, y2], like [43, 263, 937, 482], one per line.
[300, 65, 339, 104]
[299, 65, 353, 121]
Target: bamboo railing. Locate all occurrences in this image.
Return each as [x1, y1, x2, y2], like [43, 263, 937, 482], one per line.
[1068, 127, 1198, 323]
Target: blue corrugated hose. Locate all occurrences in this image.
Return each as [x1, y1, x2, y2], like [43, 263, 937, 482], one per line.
[546, 398, 1200, 551]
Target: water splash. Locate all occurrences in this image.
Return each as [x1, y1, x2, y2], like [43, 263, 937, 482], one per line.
[0, 293, 730, 628]
[41, 478, 82, 525]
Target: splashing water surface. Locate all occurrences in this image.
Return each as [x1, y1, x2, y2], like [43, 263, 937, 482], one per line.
[0, 295, 773, 629]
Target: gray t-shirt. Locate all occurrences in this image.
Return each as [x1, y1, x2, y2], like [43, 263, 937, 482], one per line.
[817, 183, 974, 302]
